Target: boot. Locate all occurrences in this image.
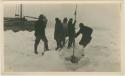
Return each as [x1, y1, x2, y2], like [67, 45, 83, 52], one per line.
[44, 42, 49, 51]
[55, 47, 59, 50]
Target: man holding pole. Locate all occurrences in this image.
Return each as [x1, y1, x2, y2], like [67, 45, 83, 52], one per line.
[67, 4, 77, 49]
[67, 18, 76, 49]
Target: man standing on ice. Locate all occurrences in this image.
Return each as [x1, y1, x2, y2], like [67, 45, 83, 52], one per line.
[75, 23, 93, 55]
[54, 18, 65, 50]
[67, 18, 76, 49]
[62, 17, 68, 47]
[34, 14, 49, 54]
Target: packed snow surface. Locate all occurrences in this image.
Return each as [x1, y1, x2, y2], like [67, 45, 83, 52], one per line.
[4, 26, 121, 72]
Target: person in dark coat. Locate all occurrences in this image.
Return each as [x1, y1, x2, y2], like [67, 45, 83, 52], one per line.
[34, 14, 49, 54]
[75, 23, 93, 48]
[54, 18, 65, 50]
[62, 17, 68, 47]
[67, 18, 76, 48]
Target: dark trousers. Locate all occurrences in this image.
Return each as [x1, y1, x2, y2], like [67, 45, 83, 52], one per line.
[62, 38, 65, 47]
[34, 35, 49, 53]
[79, 36, 92, 47]
[56, 39, 63, 49]
[68, 36, 75, 48]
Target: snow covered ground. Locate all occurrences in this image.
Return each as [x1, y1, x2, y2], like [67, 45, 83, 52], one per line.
[4, 25, 121, 72]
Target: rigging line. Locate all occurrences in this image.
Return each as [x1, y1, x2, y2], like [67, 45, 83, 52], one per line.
[15, 4, 20, 17]
[18, 4, 20, 16]
[15, 4, 18, 16]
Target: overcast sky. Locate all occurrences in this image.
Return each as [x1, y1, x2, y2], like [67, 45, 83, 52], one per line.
[4, 3, 121, 29]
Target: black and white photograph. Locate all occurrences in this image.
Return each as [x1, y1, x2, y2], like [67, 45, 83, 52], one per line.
[3, 2, 122, 73]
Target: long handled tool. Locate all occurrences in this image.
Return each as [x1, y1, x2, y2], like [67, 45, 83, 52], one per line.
[74, 4, 77, 20]
[70, 3, 79, 63]
[70, 41, 79, 63]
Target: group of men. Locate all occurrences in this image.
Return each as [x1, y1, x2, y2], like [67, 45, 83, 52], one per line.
[34, 14, 93, 55]
[54, 17, 76, 50]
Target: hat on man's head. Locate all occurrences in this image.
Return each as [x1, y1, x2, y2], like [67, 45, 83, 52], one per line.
[79, 23, 84, 27]
[55, 18, 58, 20]
[39, 14, 44, 19]
[69, 18, 73, 22]
[63, 17, 68, 21]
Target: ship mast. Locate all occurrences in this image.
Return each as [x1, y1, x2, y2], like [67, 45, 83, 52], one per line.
[20, 4, 23, 19]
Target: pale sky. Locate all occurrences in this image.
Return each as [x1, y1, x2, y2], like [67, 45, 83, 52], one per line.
[4, 3, 121, 29]
[3, 0, 122, 1]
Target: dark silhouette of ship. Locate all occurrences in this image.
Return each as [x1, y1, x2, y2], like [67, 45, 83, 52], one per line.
[4, 4, 38, 32]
